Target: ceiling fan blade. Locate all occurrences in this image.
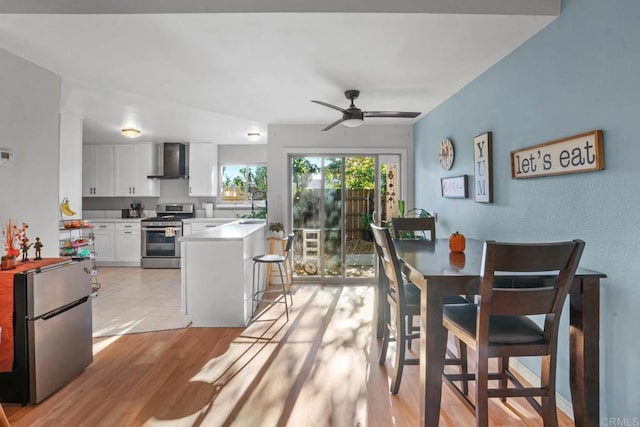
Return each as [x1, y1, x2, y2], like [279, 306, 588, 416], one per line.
[363, 111, 421, 118]
[311, 100, 346, 113]
[321, 118, 346, 131]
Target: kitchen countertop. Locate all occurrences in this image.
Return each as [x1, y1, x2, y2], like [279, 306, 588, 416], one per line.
[182, 218, 236, 224]
[84, 218, 142, 223]
[180, 220, 265, 241]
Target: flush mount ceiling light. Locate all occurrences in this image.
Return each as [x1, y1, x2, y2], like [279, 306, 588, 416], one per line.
[247, 132, 261, 142]
[121, 128, 141, 138]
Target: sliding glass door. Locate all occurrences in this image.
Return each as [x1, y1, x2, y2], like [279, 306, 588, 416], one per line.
[290, 155, 380, 282]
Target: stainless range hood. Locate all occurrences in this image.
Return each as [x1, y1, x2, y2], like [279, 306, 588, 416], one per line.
[147, 142, 188, 180]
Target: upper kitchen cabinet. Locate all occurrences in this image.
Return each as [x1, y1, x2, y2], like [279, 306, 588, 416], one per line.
[189, 143, 218, 197]
[82, 145, 114, 196]
[113, 144, 159, 197]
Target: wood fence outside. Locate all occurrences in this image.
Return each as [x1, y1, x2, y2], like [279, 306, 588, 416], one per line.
[345, 189, 383, 240]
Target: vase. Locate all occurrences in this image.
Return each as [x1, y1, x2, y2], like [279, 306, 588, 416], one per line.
[1, 255, 17, 270]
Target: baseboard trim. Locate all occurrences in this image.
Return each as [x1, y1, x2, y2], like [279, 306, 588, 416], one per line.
[509, 358, 574, 420]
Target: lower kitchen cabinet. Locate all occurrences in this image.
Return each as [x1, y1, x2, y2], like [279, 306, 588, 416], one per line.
[115, 223, 141, 266]
[88, 221, 141, 266]
[91, 222, 115, 263]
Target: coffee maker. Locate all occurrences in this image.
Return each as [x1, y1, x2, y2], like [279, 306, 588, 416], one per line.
[123, 202, 144, 218]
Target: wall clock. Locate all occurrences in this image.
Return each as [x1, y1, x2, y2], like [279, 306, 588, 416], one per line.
[439, 138, 454, 170]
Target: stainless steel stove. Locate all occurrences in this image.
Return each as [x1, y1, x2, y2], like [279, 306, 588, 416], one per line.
[141, 203, 194, 268]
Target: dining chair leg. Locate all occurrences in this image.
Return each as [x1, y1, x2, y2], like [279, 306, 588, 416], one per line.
[407, 314, 414, 350]
[499, 356, 509, 402]
[475, 352, 490, 427]
[458, 340, 469, 395]
[379, 301, 390, 366]
[390, 307, 406, 395]
[541, 354, 559, 427]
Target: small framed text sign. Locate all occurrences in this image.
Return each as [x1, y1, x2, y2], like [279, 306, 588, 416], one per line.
[441, 175, 468, 198]
[473, 132, 493, 202]
[511, 130, 604, 179]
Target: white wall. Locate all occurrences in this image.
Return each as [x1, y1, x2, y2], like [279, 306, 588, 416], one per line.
[218, 144, 267, 164]
[59, 111, 83, 218]
[267, 124, 414, 228]
[0, 47, 61, 257]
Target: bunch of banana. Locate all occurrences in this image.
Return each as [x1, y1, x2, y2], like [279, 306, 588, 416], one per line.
[60, 197, 77, 217]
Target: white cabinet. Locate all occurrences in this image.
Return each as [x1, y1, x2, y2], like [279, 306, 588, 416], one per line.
[115, 223, 141, 266]
[189, 143, 217, 197]
[113, 144, 159, 197]
[91, 222, 115, 263]
[182, 219, 235, 237]
[191, 222, 221, 233]
[82, 145, 114, 196]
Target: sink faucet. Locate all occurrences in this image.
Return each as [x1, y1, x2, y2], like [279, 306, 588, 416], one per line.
[250, 191, 267, 212]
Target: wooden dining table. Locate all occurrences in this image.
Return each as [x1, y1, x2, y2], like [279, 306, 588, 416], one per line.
[375, 238, 605, 427]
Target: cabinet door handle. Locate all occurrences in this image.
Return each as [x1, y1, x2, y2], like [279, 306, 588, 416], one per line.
[132, 186, 135, 194]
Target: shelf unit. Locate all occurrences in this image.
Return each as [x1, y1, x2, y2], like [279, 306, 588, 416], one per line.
[58, 222, 100, 292]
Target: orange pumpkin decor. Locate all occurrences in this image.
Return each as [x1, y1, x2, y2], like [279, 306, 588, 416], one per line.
[449, 251, 466, 269]
[449, 231, 466, 253]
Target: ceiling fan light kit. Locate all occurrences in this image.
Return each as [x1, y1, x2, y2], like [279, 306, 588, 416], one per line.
[342, 118, 363, 128]
[311, 89, 421, 131]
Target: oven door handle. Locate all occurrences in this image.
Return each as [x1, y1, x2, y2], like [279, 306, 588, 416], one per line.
[141, 227, 183, 231]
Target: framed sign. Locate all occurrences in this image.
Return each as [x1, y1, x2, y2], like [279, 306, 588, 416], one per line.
[473, 132, 493, 203]
[441, 175, 468, 199]
[511, 130, 604, 179]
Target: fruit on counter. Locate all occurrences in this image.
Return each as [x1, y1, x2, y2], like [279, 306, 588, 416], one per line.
[63, 220, 85, 229]
[60, 197, 77, 217]
[449, 231, 466, 253]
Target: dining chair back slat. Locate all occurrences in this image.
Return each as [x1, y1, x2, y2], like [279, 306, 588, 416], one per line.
[390, 217, 436, 241]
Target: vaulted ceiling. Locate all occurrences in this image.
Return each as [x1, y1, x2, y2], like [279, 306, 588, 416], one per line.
[0, 0, 559, 144]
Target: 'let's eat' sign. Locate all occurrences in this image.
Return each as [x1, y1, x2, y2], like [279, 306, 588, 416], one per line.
[510, 130, 604, 179]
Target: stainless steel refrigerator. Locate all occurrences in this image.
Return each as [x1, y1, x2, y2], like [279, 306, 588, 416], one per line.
[0, 259, 93, 404]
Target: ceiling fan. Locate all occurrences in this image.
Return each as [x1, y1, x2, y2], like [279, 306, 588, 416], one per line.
[311, 90, 421, 131]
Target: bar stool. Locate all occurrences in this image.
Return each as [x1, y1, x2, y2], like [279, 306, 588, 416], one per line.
[251, 233, 294, 321]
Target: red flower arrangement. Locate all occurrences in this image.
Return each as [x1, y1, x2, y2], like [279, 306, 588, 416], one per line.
[4, 219, 28, 258]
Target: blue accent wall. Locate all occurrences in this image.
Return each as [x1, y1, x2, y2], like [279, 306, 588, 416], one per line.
[414, 0, 640, 419]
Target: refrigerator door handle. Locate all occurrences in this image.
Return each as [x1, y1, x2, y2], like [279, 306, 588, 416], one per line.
[39, 296, 90, 321]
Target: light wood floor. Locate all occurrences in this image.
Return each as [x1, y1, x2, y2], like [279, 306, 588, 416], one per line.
[4, 285, 574, 426]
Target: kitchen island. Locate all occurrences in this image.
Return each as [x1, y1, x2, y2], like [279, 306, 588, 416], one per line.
[180, 219, 266, 326]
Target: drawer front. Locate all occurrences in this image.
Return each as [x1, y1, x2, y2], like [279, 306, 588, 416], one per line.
[115, 223, 141, 232]
[90, 222, 115, 232]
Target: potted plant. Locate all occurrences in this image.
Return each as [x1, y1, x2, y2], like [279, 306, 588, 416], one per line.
[268, 222, 285, 238]
[361, 213, 373, 241]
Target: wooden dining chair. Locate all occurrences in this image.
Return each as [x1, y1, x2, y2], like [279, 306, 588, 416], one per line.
[390, 216, 468, 351]
[371, 224, 468, 394]
[442, 239, 585, 427]
[391, 216, 436, 241]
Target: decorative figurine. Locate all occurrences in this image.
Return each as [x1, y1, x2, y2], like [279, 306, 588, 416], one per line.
[34, 237, 43, 260]
[21, 236, 33, 262]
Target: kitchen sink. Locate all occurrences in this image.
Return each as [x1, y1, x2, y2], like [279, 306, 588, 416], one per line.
[237, 219, 265, 224]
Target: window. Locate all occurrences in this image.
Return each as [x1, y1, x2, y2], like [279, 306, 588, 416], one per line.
[220, 164, 267, 204]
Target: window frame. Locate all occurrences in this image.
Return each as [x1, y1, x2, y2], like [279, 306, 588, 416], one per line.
[218, 163, 268, 206]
